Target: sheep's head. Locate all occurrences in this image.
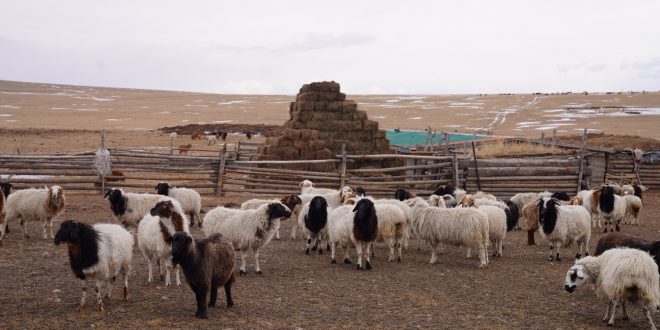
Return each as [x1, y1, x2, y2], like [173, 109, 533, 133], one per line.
[339, 186, 356, 201]
[151, 200, 175, 218]
[551, 192, 570, 201]
[355, 187, 366, 197]
[266, 203, 291, 221]
[171, 231, 193, 259]
[155, 182, 171, 196]
[0, 182, 12, 198]
[48, 186, 65, 212]
[433, 183, 456, 197]
[299, 180, 314, 189]
[459, 194, 476, 207]
[569, 196, 583, 206]
[442, 194, 457, 208]
[54, 220, 82, 245]
[104, 189, 127, 217]
[564, 264, 590, 293]
[281, 195, 302, 212]
[428, 194, 446, 208]
[393, 188, 413, 201]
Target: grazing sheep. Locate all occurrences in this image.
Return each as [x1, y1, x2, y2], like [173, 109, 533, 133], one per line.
[406, 197, 489, 268]
[104, 188, 174, 229]
[299, 179, 337, 195]
[595, 232, 660, 269]
[171, 232, 236, 319]
[298, 196, 330, 255]
[155, 182, 203, 227]
[137, 200, 189, 286]
[393, 188, 414, 201]
[564, 248, 660, 328]
[54, 220, 133, 311]
[169, 132, 178, 140]
[4, 185, 65, 240]
[328, 199, 379, 270]
[598, 186, 627, 232]
[240, 195, 302, 240]
[191, 131, 202, 140]
[537, 198, 591, 261]
[520, 200, 540, 246]
[622, 195, 643, 225]
[203, 202, 291, 275]
[178, 143, 192, 155]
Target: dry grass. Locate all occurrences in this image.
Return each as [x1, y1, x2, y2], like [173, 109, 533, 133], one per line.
[471, 140, 576, 158]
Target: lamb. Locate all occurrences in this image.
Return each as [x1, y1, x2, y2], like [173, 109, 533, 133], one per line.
[299, 180, 337, 195]
[171, 232, 236, 319]
[595, 232, 660, 269]
[4, 185, 65, 240]
[597, 185, 627, 232]
[405, 197, 489, 268]
[623, 195, 643, 225]
[155, 182, 203, 226]
[298, 196, 330, 255]
[104, 188, 174, 229]
[203, 202, 291, 275]
[564, 248, 660, 328]
[54, 220, 133, 311]
[178, 143, 192, 155]
[327, 198, 379, 270]
[240, 194, 302, 240]
[137, 200, 189, 286]
[537, 197, 591, 261]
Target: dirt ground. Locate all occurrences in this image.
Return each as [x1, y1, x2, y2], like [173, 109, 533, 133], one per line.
[1, 191, 659, 329]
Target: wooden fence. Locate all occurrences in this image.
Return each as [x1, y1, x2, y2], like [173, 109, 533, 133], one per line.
[605, 152, 660, 189]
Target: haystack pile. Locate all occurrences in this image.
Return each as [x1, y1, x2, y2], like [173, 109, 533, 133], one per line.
[253, 81, 392, 170]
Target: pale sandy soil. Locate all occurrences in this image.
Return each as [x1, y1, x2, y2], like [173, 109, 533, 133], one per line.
[1, 80, 659, 139]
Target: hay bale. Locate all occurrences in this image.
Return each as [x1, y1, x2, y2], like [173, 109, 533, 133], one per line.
[375, 130, 387, 139]
[293, 140, 311, 151]
[314, 102, 327, 112]
[300, 129, 317, 140]
[300, 81, 340, 93]
[327, 102, 343, 112]
[363, 120, 379, 130]
[334, 92, 346, 101]
[297, 93, 319, 102]
[342, 101, 357, 113]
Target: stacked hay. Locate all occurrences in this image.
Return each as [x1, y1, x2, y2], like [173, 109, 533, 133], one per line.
[253, 81, 392, 171]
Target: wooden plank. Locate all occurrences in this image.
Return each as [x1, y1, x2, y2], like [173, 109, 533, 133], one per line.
[346, 162, 451, 174]
[224, 165, 340, 178]
[346, 179, 449, 186]
[341, 154, 455, 161]
[216, 144, 227, 196]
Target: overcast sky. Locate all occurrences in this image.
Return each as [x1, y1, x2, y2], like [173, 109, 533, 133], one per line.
[1, 1, 659, 94]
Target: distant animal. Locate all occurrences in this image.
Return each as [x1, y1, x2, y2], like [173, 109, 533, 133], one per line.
[206, 135, 217, 145]
[169, 132, 178, 140]
[179, 144, 192, 155]
[171, 232, 236, 319]
[245, 132, 252, 139]
[106, 170, 126, 182]
[191, 131, 202, 140]
[220, 132, 228, 141]
[54, 220, 133, 312]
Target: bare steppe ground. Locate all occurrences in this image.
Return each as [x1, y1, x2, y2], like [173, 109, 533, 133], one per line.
[0, 192, 659, 329]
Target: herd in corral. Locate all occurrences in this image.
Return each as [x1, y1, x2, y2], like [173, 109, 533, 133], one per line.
[0, 178, 657, 326]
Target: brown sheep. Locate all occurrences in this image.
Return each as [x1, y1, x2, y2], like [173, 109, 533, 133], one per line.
[179, 144, 192, 155]
[191, 131, 202, 140]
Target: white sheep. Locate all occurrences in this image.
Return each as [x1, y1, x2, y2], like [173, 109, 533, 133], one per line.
[474, 205, 507, 258]
[327, 199, 379, 270]
[169, 132, 178, 140]
[622, 195, 643, 225]
[537, 197, 591, 261]
[597, 185, 627, 232]
[370, 197, 412, 252]
[428, 194, 446, 208]
[621, 184, 635, 196]
[54, 220, 133, 311]
[406, 197, 490, 268]
[203, 202, 291, 275]
[240, 195, 302, 240]
[154, 183, 203, 226]
[299, 179, 337, 195]
[137, 200, 189, 286]
[205, 134, 217, 145]
[372, 202, 407, 262]
[4, 185, 65, 239]
[104, 188, 174, 229]
[564, 248, 660, 328]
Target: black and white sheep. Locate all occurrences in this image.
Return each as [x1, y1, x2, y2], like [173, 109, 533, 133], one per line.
[597, 185, 627, 232]
[54, 220, 133, 311]
[537, 197, 591, 261]
[564, 248, 660, 328]
[291, 186, 357, 239]
[155, 182, 203, 227]
[298, 196, 330, 255]
[240, 194, 302, 240]
[171, 232, 236, 319]
[4, 185, 65, 240]
[203, 202, 291, 275]
[327, 199, 379, 270]
[406, 197, 490, 268]
[137, 200, 189, 286]
[104, 188, 174, 229]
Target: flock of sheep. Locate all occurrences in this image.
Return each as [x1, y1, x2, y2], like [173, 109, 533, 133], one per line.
[0, 179, 658, 327]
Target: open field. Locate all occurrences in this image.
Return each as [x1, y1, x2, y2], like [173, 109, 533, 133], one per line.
[0, 192, 659, 329]
[2, 80, 660, 139]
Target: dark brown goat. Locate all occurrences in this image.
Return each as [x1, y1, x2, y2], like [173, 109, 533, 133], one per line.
[595, 232, 660, 270]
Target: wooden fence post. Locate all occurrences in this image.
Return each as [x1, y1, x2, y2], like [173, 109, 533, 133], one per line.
[170, 138, 174, 156]
[445, 133, 450, 153]
[216, 143, 227, 196]
[552, 129, 557, 147]
[340, 144, 347, 188]
[452, 152, 459, 187]
[576, 128, 588, 193]
[236, 141, 241, 161]
[471, 141, 481, 191]
[100, 131, 106, 194]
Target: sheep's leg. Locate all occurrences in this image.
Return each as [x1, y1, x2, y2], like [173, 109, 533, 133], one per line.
[94, 280, 104, 311]
[165, 261, 173, 286]
[365, 242, 373, 270]
[208, 281, 218, 307]
[275, 228, 281, 240]
[305, 236, 312, 255]
[121, 267, 129, 300]
[387, 238, 396, 262]
[194, 286, 209, 319]
[396, 240, 403, 262]
[497, 239, 503, 257]
[370, 242, 376, 258]
[20, 216, 29, 238]
[643, 307, 657, 330]
[615, 219, 621, 232]
[239, 249, 248, 276]
[253, 248, 262, 274]
[429, 242, 439, 264]
[478, 243, 487, 268]
[105, 278, 112, 300]
[224, 279, 234, 307]
[466, 247, 472, 258]
[607, 300, 618, 326]
[146, 256, 154, 283]
[330, 242, 337, 264]
[174, 264, 182, 286]
[290, 223, 297, 240]
[603, 300, 613, 322]
[48, 218, 54, 238]
[621, 301, 629, 321]
[356, 243, 364, 270]
[526, 230, 536, 246]
[78, 280, 87, 312]
[343, 245, 352, 264]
